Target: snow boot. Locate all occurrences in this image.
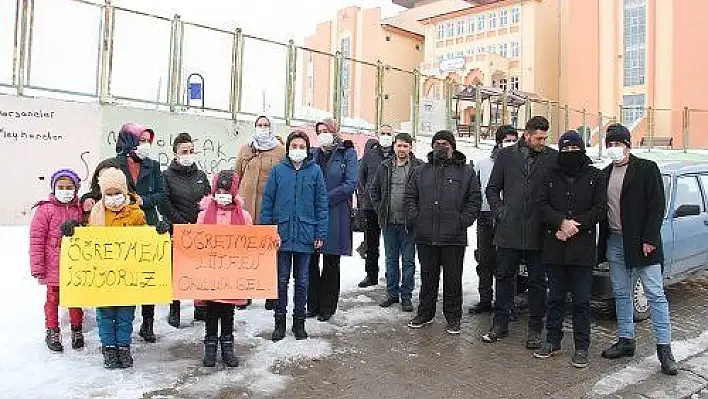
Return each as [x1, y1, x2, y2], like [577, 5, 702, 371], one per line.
[271, 315, 286, 342]
[168, 301, 180, 328]
[601, 338, 636, 359]
[117, 347, 133, 368]
[264, 299, 277, 311]
[70, 325, 84, 350]
[45, 328, 63, 352]
[139, 318, 156, 343]
[202, 336, 218, 367]
[220, 335, 239, 367]
[292, 316, 308, 340]
[102, 346, 120, 369]
[657, 344, 678, 375]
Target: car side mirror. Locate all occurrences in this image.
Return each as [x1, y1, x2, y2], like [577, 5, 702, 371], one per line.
[673, 204, 701, 218]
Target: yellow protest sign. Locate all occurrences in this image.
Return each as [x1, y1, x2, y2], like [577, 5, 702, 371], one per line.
[59, 226, 173, 307]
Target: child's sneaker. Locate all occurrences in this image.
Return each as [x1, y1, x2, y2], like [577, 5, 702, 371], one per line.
[70, 325, 84, 350]
[117, 347, 133, 368]
[45, 328, 63, 352]
[102, 346, 120, 369]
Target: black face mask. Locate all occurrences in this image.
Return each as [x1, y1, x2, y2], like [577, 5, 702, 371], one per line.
[432, 145, 450, 162]
[557, 151, 586, 175]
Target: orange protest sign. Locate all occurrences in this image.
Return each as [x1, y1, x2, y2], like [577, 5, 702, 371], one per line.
[172, 224, 278, 300]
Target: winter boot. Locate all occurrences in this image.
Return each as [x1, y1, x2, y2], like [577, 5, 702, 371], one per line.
[139, 318, 156, 343]
[168, 301, 180, 328]
[202, 336, 218, 367]
[220, 335, 239, 367]
[45, 328, 63, 352]
[264, 299, 277, 311]
[117, 347, 133, 368]
[657, 344, 678, 375]
[194, 305, 207, 322]
[271, 315, 287, 342]
[292, 316, 308, 340]
[102, 346, 120, 369]
[601, 338, 636, 359]
[70, 325, 84, 350]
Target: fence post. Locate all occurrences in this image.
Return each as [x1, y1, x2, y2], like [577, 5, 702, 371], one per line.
[229, 28, 244, 120]
[444, 77, 454, 131]
[683, 106, 689, 153]
[524, 99, 532, 126]
[25, 0, 35, 86]
[597, 111, 604, 159]
[167, 14, 183, 112]
[501, 88, 508, 125]
[647, 106, 654, 152]
[581, 107, 587, 143]
[98, 0, 114, 103]
[618, 105, 625, 125]
[412, 69, 421, 140]
[563, 104, 569, 133]
[475, 83, 482, 148]
[14, 0, 30, 96]
[284, 39, 296, 126]
[547, 101, 554, 140]
[375, 60, 384, 132]
[332, 51, 342, 123]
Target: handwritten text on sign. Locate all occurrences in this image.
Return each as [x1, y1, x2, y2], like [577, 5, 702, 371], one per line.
[172, 225, 278, 300]
[59, 227, 173, 307]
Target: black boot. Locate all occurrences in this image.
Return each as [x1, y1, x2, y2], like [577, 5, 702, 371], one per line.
[657, 344, 678, 375]
[70, 325, 84, 350]
[601, 338, 636, 359]
[45, 328, 63, 352]
[102, 346, 120, 369]
[139, 318, 156, 343]
[117, 347, 133, 368]
[469, 301, 493, 314]
[220, 335, 239, 367]
[271, 315, 286, 342]
[292, 316, 308, 340]
[203, 336, 218, 367]
[168, 301, 180, 328]
[194, 305, 207, 322]
[264, 299, 277, 311]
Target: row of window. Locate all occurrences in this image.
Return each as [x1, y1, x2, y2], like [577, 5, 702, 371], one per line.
[437, 7, 520, 40]
[436, 40, 520, 61]
[623, 0, 646, 87]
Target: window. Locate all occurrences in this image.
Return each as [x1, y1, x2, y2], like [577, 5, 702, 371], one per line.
[467, 17, 475, 34]
[511, 7, 520, 24]
[385, 36, 391, 41]
[437, 55, 444, 62]
[465, 48, 474, 55]
[415, 44, 420, 50]
[663, 174, 672, 215]
[477, 45, 485, 54]
[511, 40, 520, 57]
[446, 22, 454, 37]
[456, 20, 465, 36]
[477, 14, 486, 31]
[510, 76, 519, 90]
[675, 176, 705, 213]
[623, 0, 646, 86]
[499, 79, 508, 90]
[500, 9, 508, 27]
[489, 12, 497, 29]
[622, 94, 646, 125]
[340, 37, 351, 118]
[700, 175, 708, 210]
[499, 42, 508, 57]
[437, 23, 445, 39]
[456, 51, 464, 57]
[487, 44, 496, 54]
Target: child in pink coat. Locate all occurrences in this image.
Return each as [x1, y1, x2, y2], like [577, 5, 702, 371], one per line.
[29, 169, 84, 352]
[197, 169, 251, 367]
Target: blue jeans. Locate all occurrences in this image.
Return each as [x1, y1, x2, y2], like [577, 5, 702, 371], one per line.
[276, 251, 311, 317]
[96, 306, 136, 347]
[606, 233, 672, 344]
[382, 225, 416, 300]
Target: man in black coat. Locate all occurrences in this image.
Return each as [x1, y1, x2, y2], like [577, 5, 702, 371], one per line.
[161, 133, 211, 327]
[482, 116, 557, 347]
[598, 124, 678, 375]
[533, 131, 607, 368]
[356, 125, 395, 288]
[404, 130, 481, 335]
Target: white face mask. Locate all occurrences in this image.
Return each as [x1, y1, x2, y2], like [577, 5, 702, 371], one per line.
[55, 189, 75, 204]
[178, 154, 196, 167]
[254, 127, 271, 138]
[134, 143, 151, 160]
[501, 141, 517, 148]
[215, 193, 233, 206]
[317, 132, 334, 147]
[606, 146, 627, 162]
[104, 194, 126, 210]
[289, 148, 308, 163]
[379, 135, 393, 148]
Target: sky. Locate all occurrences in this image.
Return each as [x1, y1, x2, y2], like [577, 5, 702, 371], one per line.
[0, 0, 403, 117]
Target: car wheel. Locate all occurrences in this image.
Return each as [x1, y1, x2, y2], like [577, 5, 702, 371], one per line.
[633, 278, 650, 322]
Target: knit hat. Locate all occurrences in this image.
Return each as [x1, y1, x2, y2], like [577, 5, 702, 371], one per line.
[605, 123, 631, 148]
[432, 130, 456, 150]
[558, 130, 585, 151]
[51, 168, 81, 192]
[98, 167, 129, 196]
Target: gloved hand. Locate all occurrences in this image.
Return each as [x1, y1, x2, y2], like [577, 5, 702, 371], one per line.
[155, 220, 172, 235]
[60, 219, 81, 237]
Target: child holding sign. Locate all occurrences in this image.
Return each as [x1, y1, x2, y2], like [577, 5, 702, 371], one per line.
[196, 169, 252, 367]
[261, 130, 329, 342]
[30, 169, 84, 352]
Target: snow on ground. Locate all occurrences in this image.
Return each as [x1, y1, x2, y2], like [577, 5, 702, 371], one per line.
[0, 224, 481, 398]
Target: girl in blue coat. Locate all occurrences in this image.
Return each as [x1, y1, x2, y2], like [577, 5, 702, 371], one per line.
[307, 119, 358, 321]
[261, 130, 329, 341]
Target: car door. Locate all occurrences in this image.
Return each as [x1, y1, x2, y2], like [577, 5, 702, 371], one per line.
[697, 174, 708, 268]
[671, 175, 707, 275]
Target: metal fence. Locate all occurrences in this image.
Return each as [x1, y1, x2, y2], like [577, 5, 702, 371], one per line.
[3, 0, 708, 149]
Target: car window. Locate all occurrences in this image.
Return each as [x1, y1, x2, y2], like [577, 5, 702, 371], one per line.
[662, 174, 671, 216]
[674, 176, 704, 212]
[700, 175, 708, 210]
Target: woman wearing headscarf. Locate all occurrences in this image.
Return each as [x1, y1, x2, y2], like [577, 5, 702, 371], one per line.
[235, 115, 286, 309]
